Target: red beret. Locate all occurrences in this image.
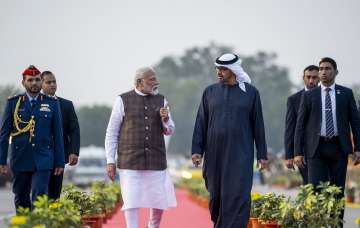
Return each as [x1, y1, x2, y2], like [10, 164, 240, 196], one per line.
[22, 65, 41, 77]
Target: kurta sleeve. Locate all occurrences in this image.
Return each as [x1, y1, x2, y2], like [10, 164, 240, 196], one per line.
[252, 89, 267, 160]
[105, 96, 124, 164]
[162, 98, 175, 136]
[191, 90, 208, 156]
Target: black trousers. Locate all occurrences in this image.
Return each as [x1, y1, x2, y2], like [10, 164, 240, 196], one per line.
[12, 170, 51, 211]
[299, 163, 308, 185]
[48, 171, 64, 200]
[308, 137, 348, 225]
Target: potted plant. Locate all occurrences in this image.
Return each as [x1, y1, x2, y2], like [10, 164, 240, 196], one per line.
[62, 184, 103, 228]
[277, 198, 298, 228]
[293, 183, 344, 227]
[250, 192, 264, 228]
[345, 186, 355, 203]
[13, 195, 81, 228]
[258, 193, 284, 228]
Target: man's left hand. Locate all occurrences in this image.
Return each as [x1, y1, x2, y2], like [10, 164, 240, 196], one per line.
[160, 105, 169, 122]
[354, 151, 360, 165]
[68, 154, 78, 166]
[257, 159, 268, 171]
[54, 167, 64, 176]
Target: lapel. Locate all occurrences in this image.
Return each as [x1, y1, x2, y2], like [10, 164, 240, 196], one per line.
[312, 87, 322, 128]
[335, 84, 342, 125]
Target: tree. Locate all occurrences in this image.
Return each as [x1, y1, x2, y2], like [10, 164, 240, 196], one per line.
[77, 105, 112, 147]
[0, 85, 21, 122]
[351, 83, 360, 109]
[154, 42, 293, 156]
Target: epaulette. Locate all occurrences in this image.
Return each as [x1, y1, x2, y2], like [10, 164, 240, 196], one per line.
[7, 94, 20, 100]
[42, 94, 57, 101]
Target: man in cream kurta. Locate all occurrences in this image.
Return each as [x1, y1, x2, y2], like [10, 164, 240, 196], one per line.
[105, 67, 176, 228]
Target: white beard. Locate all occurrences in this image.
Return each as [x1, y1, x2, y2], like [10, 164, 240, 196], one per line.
[151, 87, 159, 95]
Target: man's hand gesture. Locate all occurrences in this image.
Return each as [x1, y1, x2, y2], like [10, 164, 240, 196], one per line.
[160, 105, 169, 123]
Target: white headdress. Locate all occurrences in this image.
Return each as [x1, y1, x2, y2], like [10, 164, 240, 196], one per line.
[214, 53, 251, 92]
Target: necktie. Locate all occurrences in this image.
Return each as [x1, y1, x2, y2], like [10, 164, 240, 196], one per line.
[31, 100, 36, 110]
[325, 88, 335, 138]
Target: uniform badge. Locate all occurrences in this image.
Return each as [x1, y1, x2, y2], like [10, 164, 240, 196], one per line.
[40, 107, 51, 112]
[337, 90, 341, 94]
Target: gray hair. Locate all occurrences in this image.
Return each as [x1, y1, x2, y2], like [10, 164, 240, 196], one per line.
[134, 66, 156, 86]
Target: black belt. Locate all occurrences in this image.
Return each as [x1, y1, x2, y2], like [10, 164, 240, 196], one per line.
[319, 136, 339, 142]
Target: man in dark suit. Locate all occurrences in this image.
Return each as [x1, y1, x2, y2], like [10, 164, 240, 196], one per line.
[294, 57, 360, 224]
[284, 65, 319, 184]
[0, 65, 64, 210]
[41, 71, 80, 200]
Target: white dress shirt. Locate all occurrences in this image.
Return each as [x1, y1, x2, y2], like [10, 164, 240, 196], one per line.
[320, 83, 338, 136]
[105, 88, 175, 164]
[26, 92, 39, 102]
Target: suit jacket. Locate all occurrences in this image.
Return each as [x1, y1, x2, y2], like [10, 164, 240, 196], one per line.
[284, 89, 304, 159]
[58, 97, 80, 163]
[0, 94, 64, 171]
[294, 84, 360, 158]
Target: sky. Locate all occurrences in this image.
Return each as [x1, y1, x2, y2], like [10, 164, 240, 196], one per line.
[1, 0, 359, 106]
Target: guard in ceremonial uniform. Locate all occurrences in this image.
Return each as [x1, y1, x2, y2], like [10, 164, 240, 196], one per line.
[0, 65, 64, 211]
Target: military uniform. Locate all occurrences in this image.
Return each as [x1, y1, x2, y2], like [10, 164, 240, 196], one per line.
[0, 67, 64, 210]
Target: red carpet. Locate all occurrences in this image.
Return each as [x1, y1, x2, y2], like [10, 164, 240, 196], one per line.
[104, 189, 213, 228]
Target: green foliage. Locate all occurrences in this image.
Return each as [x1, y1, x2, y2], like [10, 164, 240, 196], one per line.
[6, 182, 123, 227]
[351, 83, 360, 105]
[257, 193, 285, 223]
[278, 197, 298, 228]
[61, 182, 121, 217]
[291, 183, 345, 227]
[182, 179, 345, 227]
[76, 105, 111, 147]
[154, 42, 293, 155]
[15, 195, 81, 228]
[0, 84, 21, 121]
[61, 184, 102, 216]
[91, 181, 120, 212]
[250, 193, 264, 218]
[180, 178, 209, 199]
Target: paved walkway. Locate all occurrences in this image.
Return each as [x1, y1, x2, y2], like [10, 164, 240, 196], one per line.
[103, 189, 213, 228]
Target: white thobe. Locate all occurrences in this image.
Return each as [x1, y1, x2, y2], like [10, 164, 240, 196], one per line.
[105, 88, 177, 210]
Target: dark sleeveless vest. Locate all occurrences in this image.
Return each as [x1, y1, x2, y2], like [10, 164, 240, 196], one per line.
[117, 90, 167, 170]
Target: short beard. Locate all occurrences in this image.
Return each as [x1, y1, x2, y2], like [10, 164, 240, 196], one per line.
[150, 86, 159, 95]
[28, 86, 41, 94]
